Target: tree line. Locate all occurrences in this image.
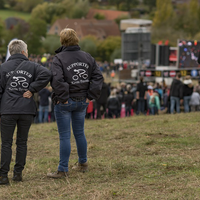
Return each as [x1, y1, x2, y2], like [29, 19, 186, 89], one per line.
[152, 0, 200, 46]
[0, 0, 200, 62]
[0, 0, 122, 62]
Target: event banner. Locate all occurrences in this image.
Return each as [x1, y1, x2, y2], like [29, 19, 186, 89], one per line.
[139, 69, 200, 78]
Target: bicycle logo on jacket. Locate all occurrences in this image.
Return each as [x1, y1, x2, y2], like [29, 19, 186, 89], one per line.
[10, 76, 29, 88]
[72, 69, 88, 81]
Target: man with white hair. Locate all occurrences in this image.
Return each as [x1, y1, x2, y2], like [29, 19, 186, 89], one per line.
[0, 39, 51, 185]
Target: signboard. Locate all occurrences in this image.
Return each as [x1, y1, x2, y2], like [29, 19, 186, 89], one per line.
[139, 69, 200, 78]
[139, 70, 163, 77]
[178, 40, 200, 68]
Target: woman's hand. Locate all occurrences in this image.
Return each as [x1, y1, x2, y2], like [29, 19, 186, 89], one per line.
[23, 90, 33, 98]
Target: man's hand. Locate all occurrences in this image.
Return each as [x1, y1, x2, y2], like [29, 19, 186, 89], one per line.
[23, 90, 32, 98]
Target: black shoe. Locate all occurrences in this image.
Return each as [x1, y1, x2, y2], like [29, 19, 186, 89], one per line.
[12, 172, 22, 182]
[0, 176, 9, 185]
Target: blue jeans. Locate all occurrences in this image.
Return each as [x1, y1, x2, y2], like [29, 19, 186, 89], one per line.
[54, 98, 89, 172]
[38, 105, 49, 123]
[170, 96, 180, 114]
[183, 96, 191, 113]
[150, 106, 158, 115]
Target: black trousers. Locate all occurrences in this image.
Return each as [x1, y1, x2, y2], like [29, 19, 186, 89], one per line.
[0, 114, 33, 176]
[96, 102, 107, 119]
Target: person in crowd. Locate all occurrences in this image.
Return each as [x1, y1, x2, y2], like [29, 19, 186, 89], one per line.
[85, 100, 93, 119]
[169, 72, 183, 114]
[119, 82, 126, 99]
[136, 76, 148, 115]
[96, 81, 110, 119]
[149, 91, 161, 115]
[33, 92, 39, 123]
[124, 84, 134, 117]
[91, 99, 96, 119]
[182, 76, 193, 113]
[194, 79, 200, 92]
[163, 87, 170, 113]
[154, 82, 163, 103]
[189, 89, 200, 112]
[38, 86, 51, 123]
[146, 85, 154, 114]
[116, 86, 123, 117]
[107, 90, 121, 118]
[130, 83, 137, 99]
[110, 70, 115, 79]
[47, 86, 55, 122]
[47, 28, 103, 178]
[0, 39, 51, 185]
[48, 93, 52, 121]
[130, 83, 137, 114]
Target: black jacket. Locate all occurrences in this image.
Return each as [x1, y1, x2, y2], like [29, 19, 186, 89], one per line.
[183, 84, 193, 97]
[107, 96, 120, 110]
[51, 45, 103, 103]
[170, 79, 183, 99]
[38, 88, 51, 106]
[136, 81, 147, 98]
[124, 92, 134, 107]
[96, 82, 110, 105]
[0, 54, 52, 115]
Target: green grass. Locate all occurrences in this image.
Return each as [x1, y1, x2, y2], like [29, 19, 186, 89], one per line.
[0, 9, 31, 21]
[1, 112, 200, 199]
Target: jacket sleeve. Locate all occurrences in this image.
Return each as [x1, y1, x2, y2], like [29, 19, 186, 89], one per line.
[179, 83, 183, 99]
[0, 67, 5, 104]
[50, 56, 70, 103]
[28, 64, 52, 93]
[87, 60, 104, 100]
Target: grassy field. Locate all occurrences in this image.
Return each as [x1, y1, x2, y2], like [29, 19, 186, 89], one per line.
[0, 9, 31, 21]
[1, 112, 200, 199]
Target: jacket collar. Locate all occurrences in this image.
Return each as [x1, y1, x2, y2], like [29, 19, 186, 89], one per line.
[7, 54, 29, 61]
[55, 45, 80, 54]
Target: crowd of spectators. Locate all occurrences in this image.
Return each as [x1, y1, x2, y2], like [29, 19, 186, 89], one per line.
[84, 73, 200, 119]
[1, 53, 200, 122]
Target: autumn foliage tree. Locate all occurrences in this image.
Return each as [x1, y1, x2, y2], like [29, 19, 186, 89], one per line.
[152, 0, 200, 45]
[185, 0, 200, 37]
[153, 0, 174, 28]
[97, 36, 121, 62]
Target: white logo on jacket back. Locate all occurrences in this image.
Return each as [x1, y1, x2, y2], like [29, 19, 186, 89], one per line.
[72, 69, 88, 81]
[6, 70, 33, 91]
[10, 76, 29, 88]
[67, 62, 89, 85]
